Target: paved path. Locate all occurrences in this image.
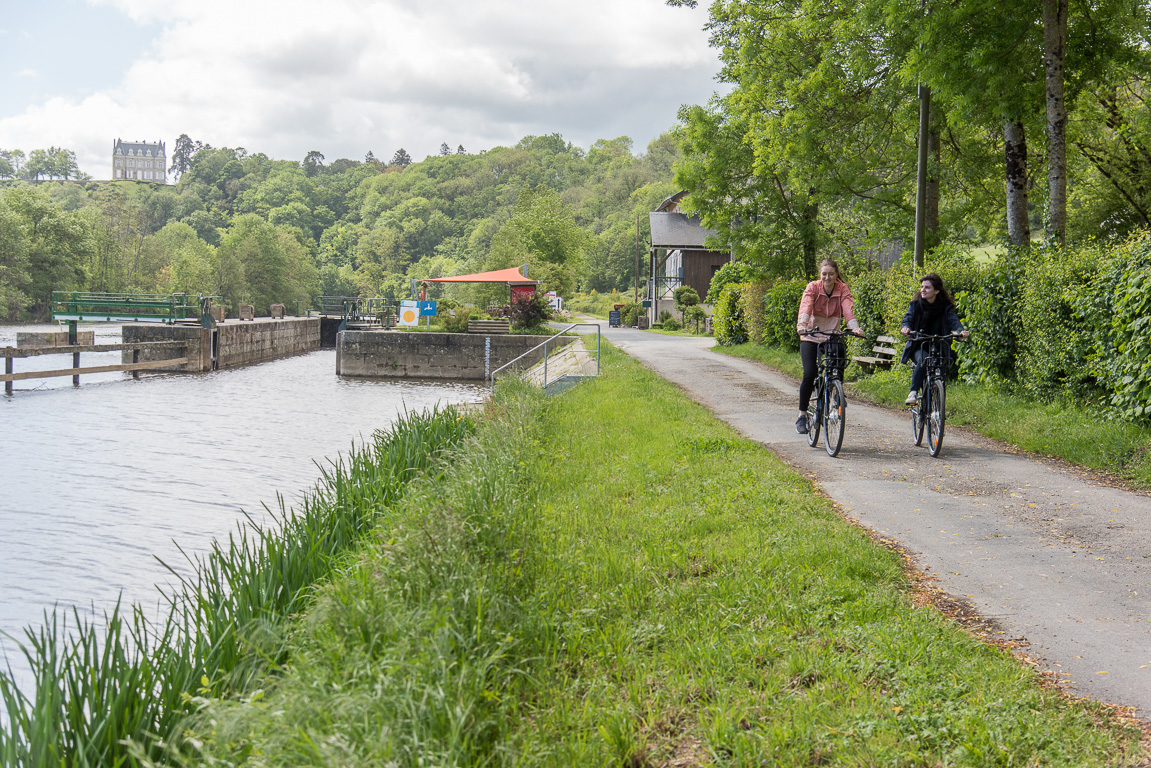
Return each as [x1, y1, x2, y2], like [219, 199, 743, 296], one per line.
[580, 320, 1151, 717]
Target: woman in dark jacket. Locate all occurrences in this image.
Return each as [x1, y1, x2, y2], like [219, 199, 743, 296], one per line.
[899, 273, 968, 405]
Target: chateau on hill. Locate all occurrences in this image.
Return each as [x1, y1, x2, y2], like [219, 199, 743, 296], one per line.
[112, 139, 166, 182]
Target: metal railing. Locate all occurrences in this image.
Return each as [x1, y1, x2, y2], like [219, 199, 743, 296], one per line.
[50, 292, 200, 323]
[490, 322, 601, 391]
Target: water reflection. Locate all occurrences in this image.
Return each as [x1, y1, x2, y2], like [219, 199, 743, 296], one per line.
[0, 323, 485, 693]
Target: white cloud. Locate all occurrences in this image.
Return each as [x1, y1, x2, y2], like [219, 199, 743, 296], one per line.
[4, 0, 721, 177]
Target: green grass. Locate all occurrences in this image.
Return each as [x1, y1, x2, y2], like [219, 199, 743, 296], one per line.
[714, 344, 1151, 488]
[171, 345, 1144, 767]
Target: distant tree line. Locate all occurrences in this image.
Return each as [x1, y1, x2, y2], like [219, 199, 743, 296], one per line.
[0, 132, 680, 322]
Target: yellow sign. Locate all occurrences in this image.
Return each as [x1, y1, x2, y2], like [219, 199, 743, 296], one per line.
[399, 301, 419, 326]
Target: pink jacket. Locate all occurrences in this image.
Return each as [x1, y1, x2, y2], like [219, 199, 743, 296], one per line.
[796, 278, 860, 336]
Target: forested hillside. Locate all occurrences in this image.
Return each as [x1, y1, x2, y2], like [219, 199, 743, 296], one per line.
[0, 133, 679, 321]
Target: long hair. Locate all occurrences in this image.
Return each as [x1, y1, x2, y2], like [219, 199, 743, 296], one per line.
[819, 259, 842, 282]
[918, 273, 954, 306]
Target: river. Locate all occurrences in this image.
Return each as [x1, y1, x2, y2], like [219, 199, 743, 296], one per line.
[0, 323, 486, 695]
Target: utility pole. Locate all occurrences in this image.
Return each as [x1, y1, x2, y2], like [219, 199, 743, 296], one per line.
[913, 0, 930, 268]
[635, 215, 640, 306]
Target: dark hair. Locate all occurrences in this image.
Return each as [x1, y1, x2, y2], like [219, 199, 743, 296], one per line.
[819, 259, 842, 281]
[917, 273, 954, 306]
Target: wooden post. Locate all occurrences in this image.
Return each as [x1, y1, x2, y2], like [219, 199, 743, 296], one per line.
[132, 349, 140, 379]
[5, 357, 12, 395]
[69, 320, 80, 386]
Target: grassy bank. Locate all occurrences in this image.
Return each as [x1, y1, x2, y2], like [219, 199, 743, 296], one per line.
[0, 407, 475, 767]
[176, 343, 1144, 766]
[714, 342, 1151, 488]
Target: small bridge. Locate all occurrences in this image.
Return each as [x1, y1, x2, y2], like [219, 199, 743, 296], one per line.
[49, 292, 213, 325]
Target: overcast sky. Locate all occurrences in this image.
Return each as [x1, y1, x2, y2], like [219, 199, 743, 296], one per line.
[0, 0, 723, 179]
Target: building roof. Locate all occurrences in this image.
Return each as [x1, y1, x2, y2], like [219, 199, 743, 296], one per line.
[426, 267, 537, 285]
[649, 211, 719, 250]
[113, 139, 166, 156]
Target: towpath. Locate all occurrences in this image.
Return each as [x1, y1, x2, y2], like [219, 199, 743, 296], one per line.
[575, 319, 1151, 717]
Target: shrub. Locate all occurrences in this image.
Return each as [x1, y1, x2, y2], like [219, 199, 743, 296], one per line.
[658, 308, 675, 324]
[683, 304, 707, 334]
[847, 266, 887, 347]
[956, 248, 1026, 385]
[440, 308, 471, 333]
[621, 302, 640, 326]
[739, 280, 768, 345]
[713, 282, 748, 346]
[662, 317, 682, 331]
[1091, 231, 1151, 420]
[506, 291, 552, 330]
[761, 278, 807, 351]
[705, 262, 760, 304]
[1016, 243, 1104, 402]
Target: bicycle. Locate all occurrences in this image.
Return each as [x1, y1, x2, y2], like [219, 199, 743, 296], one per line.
[800, 329, 854, 457]
[906, 331, 967, 457]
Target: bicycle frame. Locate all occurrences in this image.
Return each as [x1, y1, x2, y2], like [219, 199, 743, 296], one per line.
[801, 330, 850, 457]
[908, 332, 964, 457]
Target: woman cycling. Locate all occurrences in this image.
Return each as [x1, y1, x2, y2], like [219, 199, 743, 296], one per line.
[796, 259, 864, 434]
[899, 273, 969, 405]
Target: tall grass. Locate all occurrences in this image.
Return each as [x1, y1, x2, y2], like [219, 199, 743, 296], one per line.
[163, 377, 548, 766]
[0, 405, 475, 767]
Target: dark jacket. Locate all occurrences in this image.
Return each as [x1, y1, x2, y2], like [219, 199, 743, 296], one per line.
[900, 299, 964, 364]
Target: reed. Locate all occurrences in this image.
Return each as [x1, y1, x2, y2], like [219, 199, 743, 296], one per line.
[0, 405, 475, 767]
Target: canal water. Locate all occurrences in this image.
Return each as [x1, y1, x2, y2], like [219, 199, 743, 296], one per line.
[0, 323, 486, 695]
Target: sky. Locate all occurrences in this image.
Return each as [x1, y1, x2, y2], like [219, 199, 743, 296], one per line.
[0, 0, 724, 180]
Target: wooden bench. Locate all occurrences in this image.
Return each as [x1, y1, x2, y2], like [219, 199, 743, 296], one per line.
[853, 335, 900, 370]
[468, 318, 511, 334]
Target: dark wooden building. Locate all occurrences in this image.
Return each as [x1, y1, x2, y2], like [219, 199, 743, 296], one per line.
[648, 192, 730, 323]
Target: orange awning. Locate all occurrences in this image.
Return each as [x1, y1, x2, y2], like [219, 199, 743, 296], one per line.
[426, 267, 537, 285]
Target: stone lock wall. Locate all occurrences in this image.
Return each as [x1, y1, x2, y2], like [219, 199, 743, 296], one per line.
[337, 331, 574, 381]
[215, 317, 320, 368]
[122, 317, 320, 372]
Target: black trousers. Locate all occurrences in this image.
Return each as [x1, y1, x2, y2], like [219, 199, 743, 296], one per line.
[799, 339, 845, 412]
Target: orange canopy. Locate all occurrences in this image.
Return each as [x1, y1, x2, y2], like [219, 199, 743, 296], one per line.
[427, 267, 537, 285]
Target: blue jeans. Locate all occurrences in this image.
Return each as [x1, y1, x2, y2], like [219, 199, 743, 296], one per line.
[910, 348, 929, 393]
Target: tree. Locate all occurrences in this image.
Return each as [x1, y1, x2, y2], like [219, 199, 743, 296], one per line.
[457, 145, 467, 155]
[391, 148, 412, 167]
[673, 285, 700, 324]
[0, 149, 25, 179]
[439, 143, 452, 157]
[303, 150, 325, 177]
[169, 134, 198, 180]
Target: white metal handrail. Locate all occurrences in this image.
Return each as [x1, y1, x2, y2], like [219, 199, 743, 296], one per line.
[489, 322, 601, 390]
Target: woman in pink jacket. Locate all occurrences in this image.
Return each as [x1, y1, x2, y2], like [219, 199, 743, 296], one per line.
[795, 259, 864, 434]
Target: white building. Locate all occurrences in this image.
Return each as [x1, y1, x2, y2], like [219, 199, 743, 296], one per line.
[112, 139, 167, 182]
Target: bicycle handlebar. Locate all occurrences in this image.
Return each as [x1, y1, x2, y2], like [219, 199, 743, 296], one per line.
[799, 329, 863, 339]
[906, 331, 969, 342]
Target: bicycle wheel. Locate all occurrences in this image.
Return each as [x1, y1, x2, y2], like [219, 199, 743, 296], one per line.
[911, 391, 925, 446]
[825, 379, 846, 457]
[927, 378, 946, 457]
[806, 379, 822, 448]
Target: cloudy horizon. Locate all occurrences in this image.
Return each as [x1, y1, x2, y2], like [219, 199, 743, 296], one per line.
[1, 0, 723, 179]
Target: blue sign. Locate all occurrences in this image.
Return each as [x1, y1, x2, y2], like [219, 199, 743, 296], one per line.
[418, 300, 437, 317]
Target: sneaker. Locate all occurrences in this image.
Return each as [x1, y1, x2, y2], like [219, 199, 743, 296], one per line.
[795, 414, 809, 434]
[904, 391, 918, 405]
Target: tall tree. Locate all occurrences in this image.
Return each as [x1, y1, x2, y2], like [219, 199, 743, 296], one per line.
[168, 134, 198, 181]
[439, 143, 452, 156]
[391, 148, 412, 167]
[1043, 0, 1069, 243]
[303, 150, 325, 177]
